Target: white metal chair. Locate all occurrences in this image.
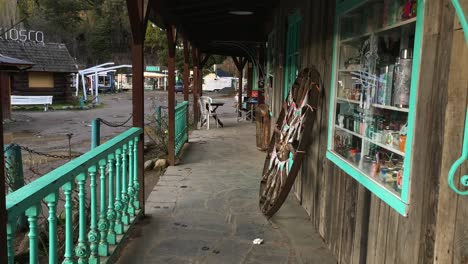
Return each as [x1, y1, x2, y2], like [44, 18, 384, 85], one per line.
[199, 96, 218, 130]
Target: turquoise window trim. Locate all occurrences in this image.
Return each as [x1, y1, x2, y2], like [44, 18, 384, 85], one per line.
[326, 0, 426, 216]
[327, 151, 407, 215]
[253, 64, 258, 91]
[284, 10, 301, 99]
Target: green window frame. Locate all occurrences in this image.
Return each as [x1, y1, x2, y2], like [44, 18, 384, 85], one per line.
[327, 0, 425, 216]
[284, 11, 301, 99]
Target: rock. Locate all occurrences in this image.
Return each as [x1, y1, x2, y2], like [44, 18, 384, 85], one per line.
[144, 160, 155, 171]
[153, 159, 168, 170]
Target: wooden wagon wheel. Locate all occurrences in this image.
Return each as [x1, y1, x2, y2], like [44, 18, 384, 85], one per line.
[259, 67, 322, 218]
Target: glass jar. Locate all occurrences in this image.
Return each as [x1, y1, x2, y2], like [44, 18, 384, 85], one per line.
[371, 160, 380, 178]
[362, 155, 372, 172]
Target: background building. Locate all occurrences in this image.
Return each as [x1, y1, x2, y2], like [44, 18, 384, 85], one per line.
[0, 40, 77, 103]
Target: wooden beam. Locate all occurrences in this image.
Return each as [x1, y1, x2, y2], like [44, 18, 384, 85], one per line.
[257, 44, 266, 105]
[183, 39, 190, 140]
[167, 25, 177, 165]
[0, 72, 8, 264]
[192, 47, 200, 122]
[247, 62, 253, 97]
[232, 56, 246, 115]
[127, 0, 146, 209]
[199, 53, 211, 68]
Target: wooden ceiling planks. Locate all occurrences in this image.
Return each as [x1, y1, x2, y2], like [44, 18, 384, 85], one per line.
[148, 0, 278, 56]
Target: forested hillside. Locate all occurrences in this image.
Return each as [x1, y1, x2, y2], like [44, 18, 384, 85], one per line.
[2, 0, 226, 71]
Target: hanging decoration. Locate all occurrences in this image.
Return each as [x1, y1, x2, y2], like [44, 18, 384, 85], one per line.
[259, 67, 322, 218]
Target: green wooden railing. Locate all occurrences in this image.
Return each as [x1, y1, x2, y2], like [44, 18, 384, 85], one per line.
[5, 127, 142, 264]
[175, 101, 188, 156]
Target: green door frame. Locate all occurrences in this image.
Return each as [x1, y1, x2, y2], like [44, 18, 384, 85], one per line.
[284, 11, 301, 99]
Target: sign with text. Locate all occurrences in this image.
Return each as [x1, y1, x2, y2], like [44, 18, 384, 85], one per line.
[0, 28, 44, 43]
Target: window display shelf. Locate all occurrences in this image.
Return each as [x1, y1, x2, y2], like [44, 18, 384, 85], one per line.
[332, 152, 402, 197]
[328, 0, 424, 216]
[337, 98, 410, 113]
[341, 17, 417, 44]
[337, 97, 361, 104]
[372, 103, 409, 113]
[335, 125, 406, 157]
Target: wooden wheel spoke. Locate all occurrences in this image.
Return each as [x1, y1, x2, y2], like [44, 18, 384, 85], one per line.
[259, 67, 322, 218]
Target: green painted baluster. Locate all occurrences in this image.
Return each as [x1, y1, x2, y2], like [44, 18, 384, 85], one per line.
[107, 154, 117, 245]
[87, 166, 100, 264]
[26, 205, 41, 264]
[75, 173, 89, 263]
[127, 140, 135, 217]
[114, 148, 124, 234]
[62, 182, 76, 264]
[45, 192, 58, 264]
[133, 137, 140, 210]
[6, 222, 15, 264]
[98, 160, 109, 257]
[121, 144, 130, 225]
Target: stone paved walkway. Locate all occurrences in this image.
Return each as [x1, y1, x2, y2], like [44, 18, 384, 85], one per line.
[117, 117, 337, 264]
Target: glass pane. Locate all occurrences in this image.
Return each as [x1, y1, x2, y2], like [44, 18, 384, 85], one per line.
[332, 0, 418, 197]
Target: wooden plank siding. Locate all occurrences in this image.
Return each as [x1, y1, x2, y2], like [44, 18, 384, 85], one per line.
[10, 72, 73, 103]
[266, 0, 468, 263]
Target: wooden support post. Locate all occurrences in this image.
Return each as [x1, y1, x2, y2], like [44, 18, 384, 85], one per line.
[257, 45, 266, 105]
[0, 74, 7, 264]
[232, 57, 247, 116]
[192, 48, 200, 123]
[0, 73, 10, 120]
[183, 39, 190, 138]
[126, 0, 146, 209]
[198, 53, 211, 98]
[167, 25, 177, 165]
[247, 62, 253, 98]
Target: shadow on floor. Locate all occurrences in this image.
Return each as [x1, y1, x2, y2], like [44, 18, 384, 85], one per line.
[117, 118, 337, 264]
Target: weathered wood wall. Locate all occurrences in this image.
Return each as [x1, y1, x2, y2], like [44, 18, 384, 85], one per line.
[0, 72, 11, 120]
[267, 0, 468, 263]
[11, 72, 73, 103]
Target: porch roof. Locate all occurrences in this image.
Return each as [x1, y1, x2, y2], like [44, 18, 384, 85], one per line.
[148, 0, 279, 57]
[0, 54, 34, 71]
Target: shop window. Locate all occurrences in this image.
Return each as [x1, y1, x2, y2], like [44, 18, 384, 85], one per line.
[284, 11, 301, 99]
[29, 72, 54, 88]
[327, 0, 424, 216]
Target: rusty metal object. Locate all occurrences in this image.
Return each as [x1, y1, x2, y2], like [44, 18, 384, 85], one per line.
[256, 104, 271, 151]
[259, 67, 322, 218]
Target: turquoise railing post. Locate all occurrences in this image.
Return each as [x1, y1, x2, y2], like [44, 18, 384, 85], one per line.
[121, 144, 130, 225]
[44, 192, 58, 264]
[98, 160, 108, 257]
[87, 165, 100, 264]
[175, 101, 189, 156]
[107, 154, 117, 245]
[75, 172, 88, 263]
[114, 148, 124, 234]
[127, 140, 135, 217]
[91, 119, 101, 149]
[6, 222, 14, 264]
[4, 144, 24, 192]
[5, 128, 143, 263]
[156, 106, 162, 130]
[133, 137, 140, 210]
[25, 204, 41, 264]
[62, 182, 75, 264]
[4, 144, 27, 229]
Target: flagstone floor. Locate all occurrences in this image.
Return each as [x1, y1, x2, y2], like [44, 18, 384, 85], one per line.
[116, 117, 337, 264]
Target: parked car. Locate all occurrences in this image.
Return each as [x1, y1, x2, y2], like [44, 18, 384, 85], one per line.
[175, 81, 183, 93]
[175, 82, 193, 94]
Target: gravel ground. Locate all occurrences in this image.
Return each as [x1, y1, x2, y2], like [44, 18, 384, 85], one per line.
[3, 90, 236, 187]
